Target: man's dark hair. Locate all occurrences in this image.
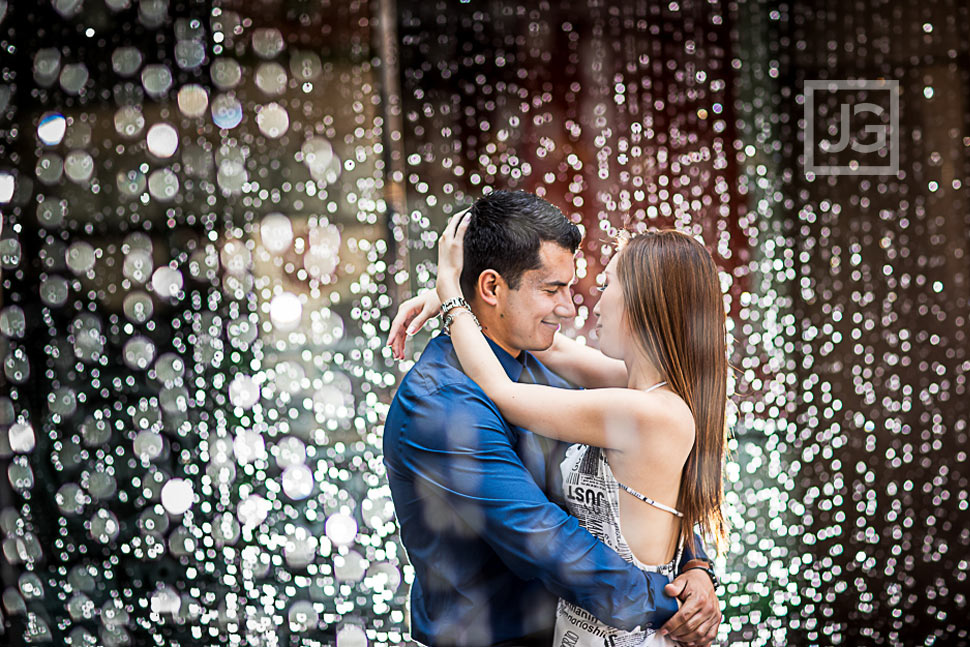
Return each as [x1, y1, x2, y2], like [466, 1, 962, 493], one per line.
[459, 190, 582, 299]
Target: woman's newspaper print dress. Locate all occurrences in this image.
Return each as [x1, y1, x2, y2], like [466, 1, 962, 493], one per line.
[553, 443, 684, 647]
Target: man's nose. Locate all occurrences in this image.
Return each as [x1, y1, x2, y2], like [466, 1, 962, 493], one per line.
[555, 291, 577, 319]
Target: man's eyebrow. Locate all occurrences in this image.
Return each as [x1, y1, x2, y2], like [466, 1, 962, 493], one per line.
[540, 279, 574, 287]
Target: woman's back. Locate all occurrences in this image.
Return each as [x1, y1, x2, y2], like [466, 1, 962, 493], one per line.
[603, 387, 695, 566]
[555, 436, 686, 647]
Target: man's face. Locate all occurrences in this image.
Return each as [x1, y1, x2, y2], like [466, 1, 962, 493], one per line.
[492, 241, 577, 354]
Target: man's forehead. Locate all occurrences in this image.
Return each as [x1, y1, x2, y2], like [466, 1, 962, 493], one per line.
[528, 256, 577, 285]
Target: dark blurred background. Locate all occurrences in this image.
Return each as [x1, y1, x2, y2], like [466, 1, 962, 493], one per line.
[0, 1, 966, 645]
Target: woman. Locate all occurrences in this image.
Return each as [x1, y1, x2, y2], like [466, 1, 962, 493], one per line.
[392, 213, 728, 647]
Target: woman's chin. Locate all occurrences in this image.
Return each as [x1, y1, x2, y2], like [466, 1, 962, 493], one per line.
[596, 335, 621, 359]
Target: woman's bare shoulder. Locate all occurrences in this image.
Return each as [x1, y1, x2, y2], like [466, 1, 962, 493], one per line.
[632, 389, 696, 452]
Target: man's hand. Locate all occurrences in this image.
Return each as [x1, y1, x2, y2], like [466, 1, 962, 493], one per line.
[657, 569, 721, 646]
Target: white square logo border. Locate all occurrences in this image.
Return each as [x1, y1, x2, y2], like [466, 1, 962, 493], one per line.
[804, 79, 899, 176]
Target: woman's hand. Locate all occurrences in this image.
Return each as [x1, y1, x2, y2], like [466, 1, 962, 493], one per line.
[386, 209, 471, 361]
[436, 208, 471, 304]
[386, 290, 441, 360]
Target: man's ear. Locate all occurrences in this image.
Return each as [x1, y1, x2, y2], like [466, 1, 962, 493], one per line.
[476, 270, 505, 307]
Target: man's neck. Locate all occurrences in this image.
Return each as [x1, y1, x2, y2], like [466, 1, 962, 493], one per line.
[469, 302, 523, 359]
[481, 329, 522, 359]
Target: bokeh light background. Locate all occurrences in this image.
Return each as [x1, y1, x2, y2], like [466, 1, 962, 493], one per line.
[0, 1, 967, 646]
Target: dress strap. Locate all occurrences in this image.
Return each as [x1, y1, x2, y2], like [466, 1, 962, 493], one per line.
[615, 481, 684, 518]
[644, 380, 667, 393]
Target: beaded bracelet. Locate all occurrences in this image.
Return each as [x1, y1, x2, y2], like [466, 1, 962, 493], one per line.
[443, 306, 481, 335]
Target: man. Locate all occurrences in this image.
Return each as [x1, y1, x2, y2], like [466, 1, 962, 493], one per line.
[384, 190, 721, 646]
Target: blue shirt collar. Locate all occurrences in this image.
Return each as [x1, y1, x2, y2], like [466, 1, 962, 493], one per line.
[435, 332, 528, 382]
[483, 333, 528, 383]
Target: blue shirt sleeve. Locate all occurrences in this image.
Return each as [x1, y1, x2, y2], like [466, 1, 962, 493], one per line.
[680, 532, 711, 567]
[398, 380, 679, 631]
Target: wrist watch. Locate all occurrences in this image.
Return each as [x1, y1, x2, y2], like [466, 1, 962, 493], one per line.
[441, 296, 469, 315]
[681, 558, 719, 589]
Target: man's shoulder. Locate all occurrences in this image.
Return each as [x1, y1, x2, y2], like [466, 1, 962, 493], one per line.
[396, 335, 479, 399]
[388, 337, 509, 447]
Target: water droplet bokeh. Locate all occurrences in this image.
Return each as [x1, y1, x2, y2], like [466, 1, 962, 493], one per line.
[0, 2, 967, 646]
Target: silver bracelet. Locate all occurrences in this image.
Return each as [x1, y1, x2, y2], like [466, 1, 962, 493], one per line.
[441, 296, 470, 316]
[443, 306, 480, 335]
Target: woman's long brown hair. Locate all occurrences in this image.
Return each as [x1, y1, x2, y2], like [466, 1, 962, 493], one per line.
[616, 229, 729, 555]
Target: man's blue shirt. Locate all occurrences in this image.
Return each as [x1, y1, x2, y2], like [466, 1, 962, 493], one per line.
[383, 334, 707, 646]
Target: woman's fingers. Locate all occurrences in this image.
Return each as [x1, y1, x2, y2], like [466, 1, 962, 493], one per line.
[450, 207, 471, 236]
[388, 309, 409, 347]
[387, 292, 446, 359]
[442, 213, 456, 241]
[388, 302, 415, 350]
[388, 294, 429, 358]
[438, 207, 472, 273]
[455, 212, 471, 239]
[442, 211, 470, 267]
[389, 320, 407, 359]
[410, 302, 436, 336]
[441, 208, 471, 252]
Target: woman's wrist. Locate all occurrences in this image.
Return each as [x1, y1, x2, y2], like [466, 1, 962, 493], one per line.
[436, 277, 463, 303]
[443, 301, 480, 335]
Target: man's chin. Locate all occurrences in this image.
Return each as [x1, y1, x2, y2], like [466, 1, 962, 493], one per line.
[526, 329, 558, 352]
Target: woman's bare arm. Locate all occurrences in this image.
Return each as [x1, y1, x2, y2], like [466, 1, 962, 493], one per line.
[445, 307, 690, 451]
[436, 212, 690, 453]
[532, 332, 629, 388]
